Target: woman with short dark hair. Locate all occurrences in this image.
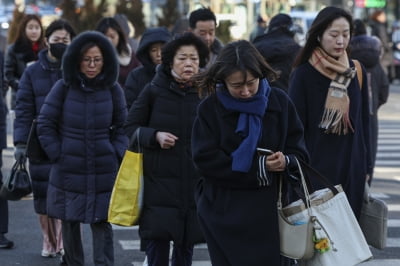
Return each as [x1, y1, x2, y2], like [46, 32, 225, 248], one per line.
[191, 40, 308, 265]
[124, 32, 209, 266]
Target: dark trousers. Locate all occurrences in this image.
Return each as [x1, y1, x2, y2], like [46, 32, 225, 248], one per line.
[0, 150, 8, 234]
[146, 240, 193, 266]
[0, 193, 8, 234]
[62, 220, 114, 266]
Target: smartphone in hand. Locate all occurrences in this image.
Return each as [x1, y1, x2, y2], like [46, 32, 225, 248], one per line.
[256, 148, 274, 155]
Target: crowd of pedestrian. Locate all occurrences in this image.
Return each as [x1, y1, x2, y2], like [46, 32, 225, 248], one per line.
[0, 4, 393, 266]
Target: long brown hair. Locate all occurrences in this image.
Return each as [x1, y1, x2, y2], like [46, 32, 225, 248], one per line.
[14, 14, 45, 49]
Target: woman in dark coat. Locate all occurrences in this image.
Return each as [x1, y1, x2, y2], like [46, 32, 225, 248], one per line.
[191, 40, 308, 266]
[369, 10, 392, 80]
[95, 17, 141, 89]
[124, 32, 209, 266]
[288, 7, 372, 219]
[4, 14, 45, 109]
[124, 27, 171, 109]
[350, 19, 389, 182]
[37, 31, 128, 266]
[13, 19, 76, 258]
[253, 13, 301, 92]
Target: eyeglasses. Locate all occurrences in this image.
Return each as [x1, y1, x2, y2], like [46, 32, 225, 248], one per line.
[82, 57, 103, 66]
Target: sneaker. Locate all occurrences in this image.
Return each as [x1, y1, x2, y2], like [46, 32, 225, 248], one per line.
[0, 234, 14, 249]
[57, 248, 65, 256]
[41, 250, 57, 258]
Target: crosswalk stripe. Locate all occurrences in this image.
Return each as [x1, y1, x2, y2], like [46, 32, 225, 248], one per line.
[388, 219, 400, 227]
[371, 192, 390, 199]
[388, 204, 400, 211]
[378, 139, 400, 144]
[386, 238, 400, 248]
[119, 240, 208, 250]
[375, 160, 400, 166]
[374, 167, 400, 173]
[111, 224, 138, 230]
[378, 146, 400, 152]
[131, 261, 212, 266]
[361, 259, 400, 265]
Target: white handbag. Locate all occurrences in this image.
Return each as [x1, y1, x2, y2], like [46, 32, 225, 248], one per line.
[282, 159, 373, 266]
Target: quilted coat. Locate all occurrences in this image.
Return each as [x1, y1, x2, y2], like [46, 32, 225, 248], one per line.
[37, 31, 129, 223]
[14, 49, 62, 214]
[124, 65, 204, 246]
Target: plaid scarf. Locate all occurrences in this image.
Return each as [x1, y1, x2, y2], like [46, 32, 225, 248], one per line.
[309, 47, 356, 135]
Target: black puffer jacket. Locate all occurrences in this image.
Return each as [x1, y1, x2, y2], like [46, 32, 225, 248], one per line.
[253, 28, 300, 92]
[4, 41, 41, 92]
[14, 49, 62, 214]
[124, 65, 203, 245]
[124, 27, 171, 109]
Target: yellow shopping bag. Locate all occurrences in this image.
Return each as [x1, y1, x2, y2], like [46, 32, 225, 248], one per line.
[108, 150, 143, 226]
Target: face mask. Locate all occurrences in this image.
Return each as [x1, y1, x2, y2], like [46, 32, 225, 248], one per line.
[49, 43, 68, 60]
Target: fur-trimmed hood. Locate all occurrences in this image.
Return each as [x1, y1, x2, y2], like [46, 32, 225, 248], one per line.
[62, 31, 119, 87]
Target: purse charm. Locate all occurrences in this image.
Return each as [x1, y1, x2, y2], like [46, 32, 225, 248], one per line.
[313, 232, 330, 253]
[311, 216, 337, 254]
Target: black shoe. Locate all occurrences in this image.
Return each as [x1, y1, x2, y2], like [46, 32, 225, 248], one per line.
[0, 234, 14, 249]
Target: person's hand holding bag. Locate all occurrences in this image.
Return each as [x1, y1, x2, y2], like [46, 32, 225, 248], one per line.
[14, 144, 26, 161]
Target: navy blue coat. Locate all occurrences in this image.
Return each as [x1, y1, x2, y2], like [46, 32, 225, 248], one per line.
[191, 86, 308, 265]
[288, 60, 372, 218]
[37, 32, 128, 223]
[14, 49, 62, 214]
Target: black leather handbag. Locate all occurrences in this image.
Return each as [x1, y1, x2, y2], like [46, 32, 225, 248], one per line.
[0, 157, 32, 200]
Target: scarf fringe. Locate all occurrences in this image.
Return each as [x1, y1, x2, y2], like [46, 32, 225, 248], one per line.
[319, 88, 354, 135]
[319, 108, 354, 135]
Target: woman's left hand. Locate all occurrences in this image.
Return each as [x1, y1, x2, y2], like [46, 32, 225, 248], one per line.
[265, 151, 286, 172]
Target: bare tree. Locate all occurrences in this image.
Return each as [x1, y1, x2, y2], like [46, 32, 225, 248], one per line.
[116, 0, 145, 38]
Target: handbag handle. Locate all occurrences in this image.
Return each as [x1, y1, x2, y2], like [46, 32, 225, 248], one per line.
[297, 158, 339, 195]
[279, 157, 340, 209]
[129, 128, 142, 153]
[278, 157, 312, 217]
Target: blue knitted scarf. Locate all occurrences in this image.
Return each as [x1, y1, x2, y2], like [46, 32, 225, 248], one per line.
[217, 79, 271, 172]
